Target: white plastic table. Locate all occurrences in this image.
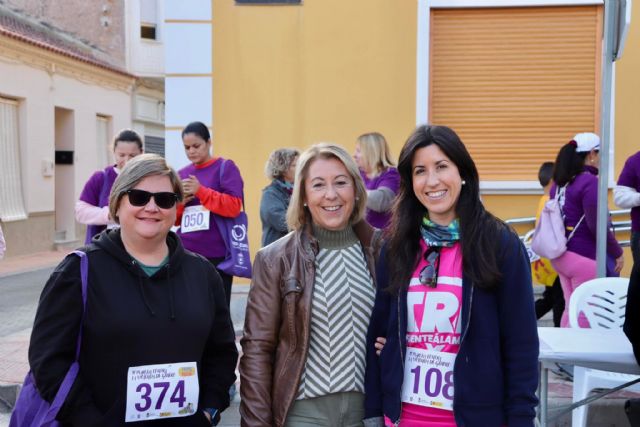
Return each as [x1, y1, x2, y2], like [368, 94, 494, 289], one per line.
[537, 327, 640, 426]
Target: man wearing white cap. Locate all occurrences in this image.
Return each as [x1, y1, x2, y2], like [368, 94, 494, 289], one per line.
[549, 132, 624, 327]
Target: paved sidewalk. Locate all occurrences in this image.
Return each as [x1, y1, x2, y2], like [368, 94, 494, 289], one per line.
[0, 249, 67, 278]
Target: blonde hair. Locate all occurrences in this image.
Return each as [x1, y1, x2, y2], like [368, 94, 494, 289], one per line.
[286, 143, 367, 231]
[356, 132, 395, 175]
[264, 148, 299, 179]
[109, 154, 184, 223]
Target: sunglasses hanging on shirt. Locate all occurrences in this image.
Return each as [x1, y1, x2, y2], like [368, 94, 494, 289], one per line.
[125, 189, 178, 209]
[419, 246, 441, 288]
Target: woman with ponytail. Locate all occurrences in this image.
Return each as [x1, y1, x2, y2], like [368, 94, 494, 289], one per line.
[550, 133, 624, 327]
[363, 125, 538, 427]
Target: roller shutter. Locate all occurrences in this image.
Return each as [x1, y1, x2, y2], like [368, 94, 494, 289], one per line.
[430, 6, 602, 181]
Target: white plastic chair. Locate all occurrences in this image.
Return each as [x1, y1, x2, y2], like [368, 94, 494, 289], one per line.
[567, 277, 639, 427]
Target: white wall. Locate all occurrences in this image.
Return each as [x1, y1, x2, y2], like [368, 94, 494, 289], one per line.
[164, 0, 212, 171]
[0, 58, 132, 215]
[126, 0, 165, 77]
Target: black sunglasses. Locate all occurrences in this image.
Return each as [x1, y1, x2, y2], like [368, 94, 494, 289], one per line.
[419, 247, 441, 288]
[126, 189, 178, 209]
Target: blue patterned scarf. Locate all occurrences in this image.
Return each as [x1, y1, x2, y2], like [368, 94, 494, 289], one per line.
[420, 216, 460, 248]
[275, 179, 294, 194]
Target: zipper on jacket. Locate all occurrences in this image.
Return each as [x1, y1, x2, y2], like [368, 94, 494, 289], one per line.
[395, 293, 404, 426]
[459, 284, 474, 345]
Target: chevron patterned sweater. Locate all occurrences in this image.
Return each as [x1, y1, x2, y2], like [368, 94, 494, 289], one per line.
[296, 224, 376, 400]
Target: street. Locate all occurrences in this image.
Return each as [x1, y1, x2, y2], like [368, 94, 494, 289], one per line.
[0, 268, 51, 337]
[0, 267, 243, 426]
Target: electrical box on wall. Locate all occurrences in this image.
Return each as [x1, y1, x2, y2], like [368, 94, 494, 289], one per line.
[55, 151, 74, 165]
[42, 159, 54, 177]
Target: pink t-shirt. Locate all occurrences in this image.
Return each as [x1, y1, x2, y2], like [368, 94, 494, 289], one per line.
[387, 241, 463, 427]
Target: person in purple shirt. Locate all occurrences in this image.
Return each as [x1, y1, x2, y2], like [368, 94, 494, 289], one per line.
[353, 132, 400, 229]
[550, 132, 624, 327]
[615, 150, 640, 265]
[175, 121, 244, 310]
[75, 129, 143, 244]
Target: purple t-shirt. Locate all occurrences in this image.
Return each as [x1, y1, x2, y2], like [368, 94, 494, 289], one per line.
[550, 166, 623, 261]
[361, 167, 400, 229]
[79, 166, 118, 244]
[617, 151, 640, 232]
[177, 158, 244, 258]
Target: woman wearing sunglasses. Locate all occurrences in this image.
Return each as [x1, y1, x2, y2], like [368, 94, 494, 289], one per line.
[28, 154, 238, 426]
[176, 121, 245, 309]
[363, 126, 538, 427]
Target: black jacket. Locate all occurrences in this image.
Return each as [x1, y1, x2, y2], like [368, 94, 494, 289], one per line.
[29, 229, 238, 426]
[625, 261, 640, 365]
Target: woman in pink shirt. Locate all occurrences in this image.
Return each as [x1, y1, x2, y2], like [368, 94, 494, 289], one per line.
[364, 125, 538, 427]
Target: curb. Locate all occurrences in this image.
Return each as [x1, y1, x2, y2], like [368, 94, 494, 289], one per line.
[0, 383, 19, 414]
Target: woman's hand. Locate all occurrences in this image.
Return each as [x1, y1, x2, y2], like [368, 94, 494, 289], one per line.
[615, 255, 624, 274]
[182, 175, 201, 197]
[375, 336, 386, 356]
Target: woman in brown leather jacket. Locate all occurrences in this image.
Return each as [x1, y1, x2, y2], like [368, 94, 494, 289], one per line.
[240, 143, 383, 427]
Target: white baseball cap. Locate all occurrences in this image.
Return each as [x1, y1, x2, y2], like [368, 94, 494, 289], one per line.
[572, 132, 601, 153]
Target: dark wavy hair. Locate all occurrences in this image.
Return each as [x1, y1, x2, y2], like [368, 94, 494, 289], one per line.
[386, 125, 508, 293]
[553, 142, 589, 187]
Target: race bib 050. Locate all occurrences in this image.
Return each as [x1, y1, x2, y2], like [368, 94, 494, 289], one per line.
[180, 205, 210, 233]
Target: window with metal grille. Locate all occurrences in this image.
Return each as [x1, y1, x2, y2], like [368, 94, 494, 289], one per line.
[0, 97, 27, 221]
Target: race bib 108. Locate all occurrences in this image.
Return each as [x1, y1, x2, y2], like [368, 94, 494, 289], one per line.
[125, 362, 199, 423]
[401, 347, 456, 411]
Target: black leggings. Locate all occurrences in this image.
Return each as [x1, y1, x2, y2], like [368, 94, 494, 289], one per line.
[535, 276, 565, 327]
[207, 257, 233, 309]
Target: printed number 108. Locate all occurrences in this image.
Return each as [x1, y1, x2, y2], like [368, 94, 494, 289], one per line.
[409, 366, 454, 400]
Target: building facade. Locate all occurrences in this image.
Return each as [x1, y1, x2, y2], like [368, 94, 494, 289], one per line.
[163, 0, 638, 275]
[0, 1, 146, 256]
[126, 0, 166, 155]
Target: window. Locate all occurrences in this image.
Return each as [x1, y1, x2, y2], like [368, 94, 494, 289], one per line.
[96, 115, 110, 168]
[144, 135, 165, 157]
[236, 0, 301, 4]
[0, 97, 27, 221]
[141, 24, 157, 40]
[141, 0, 158, 40]
[429, 6, 602, 181]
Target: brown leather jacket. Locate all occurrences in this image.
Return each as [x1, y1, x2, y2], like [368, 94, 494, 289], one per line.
[239, 221, 382, 427]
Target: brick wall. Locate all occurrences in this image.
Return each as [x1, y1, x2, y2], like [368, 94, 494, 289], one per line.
[2, 0, 126, 68]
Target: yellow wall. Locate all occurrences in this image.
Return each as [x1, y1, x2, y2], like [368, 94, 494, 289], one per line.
[213, 0, 417, 261]
[212, 1, 639, 277]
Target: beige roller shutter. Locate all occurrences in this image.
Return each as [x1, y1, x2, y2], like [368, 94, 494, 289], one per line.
[430, 6, 602, 181]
